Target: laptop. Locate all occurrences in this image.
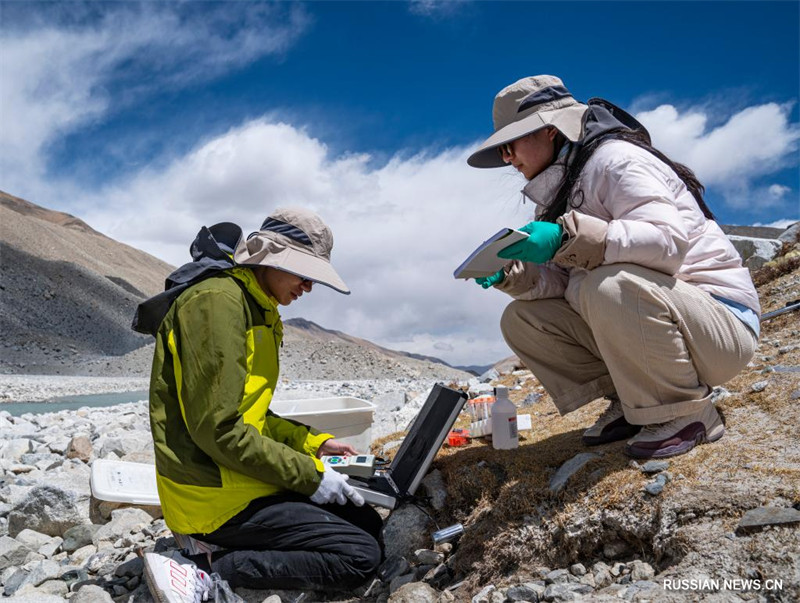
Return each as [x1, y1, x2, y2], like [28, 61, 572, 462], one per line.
[349, 384, 467, 509]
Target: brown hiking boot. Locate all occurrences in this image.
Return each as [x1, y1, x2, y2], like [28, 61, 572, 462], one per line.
[625, 403, 725, 459]
[582, 397, 641, 446]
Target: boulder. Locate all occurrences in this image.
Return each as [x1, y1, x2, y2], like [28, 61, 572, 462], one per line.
[388, 581, 441, 602]
[727, 235, 782, 271]
[778, 221, 799, 244]
[66, 436, 93, 463]
[7, 485, 85, 538]
[382, 505, 433, 560]
[62, 524, 101, 553]
[0, 536, 30, 571]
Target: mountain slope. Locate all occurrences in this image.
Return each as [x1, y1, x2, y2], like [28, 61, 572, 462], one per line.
[1, 191, 174, 298]
[0, 192, 471, 381]
[285, 317, 454, 368]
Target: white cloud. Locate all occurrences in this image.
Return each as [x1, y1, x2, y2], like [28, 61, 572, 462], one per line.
[635, 102, 800, 209]
[768, 184, 791, 199]
[0, 2, 309, 198]
[753, 218, 798, 229]
[83, 119, 531, 365]
[409, 0, 468, 18]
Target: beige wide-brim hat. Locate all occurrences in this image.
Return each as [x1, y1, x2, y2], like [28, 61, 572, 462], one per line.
[234, 207, 350, 295]
[467, 75, 589, 169]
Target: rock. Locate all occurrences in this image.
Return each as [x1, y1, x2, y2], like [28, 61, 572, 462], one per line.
[114, 556, 143, 578]
[18, 559, 59, 589]
[727, 235, 782, 270]
[62, 524, 101, 553]
[542, 583, 593, 601]
[382, 505, 432, 559]
[7, 485, 85, 538]
[422, 564, 451, 589]
[420, 470, 447, 511]
[3, 568, 28, 596]
[507, 583, 543, 601]
[777, 221, 800, 242]
[603, 539, 630, 560]
[71, 544, 98, 565]
[479, 368, 499, 383]
[640, 461, 669, 474]
[72, 584, 115, 603]
[736, 506, 800, 534]
[549, 453, 598, 493]
[0, 536, 30, 570]
[489, 590, 507, 603]
[93, 508, 154, 545]
[13, 529, 52, 551]
[545, 569, 572, 585]
[628, 560, 655, 581]
[37, 537, 62, 559]
[568, 563, 586, 577]
[644, 479, 665, 496]
[750, 380, 769, 393]
[378, 555, 411, 583]
[388, 581, 441, 603]
[521, 392, 543, 407]
[66, 436, 93, 463]
[578, 572, 595, 588]
[0, 439, 33, 462]
[389, 573, 416, 594]
[472, 584, 496, 603]
[592, 562, 613, 589]
[414, 549, 444, 566]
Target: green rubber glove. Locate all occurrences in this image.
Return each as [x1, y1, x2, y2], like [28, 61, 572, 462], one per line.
[475, 269, 505, 289]
[498, 221, 563, 264]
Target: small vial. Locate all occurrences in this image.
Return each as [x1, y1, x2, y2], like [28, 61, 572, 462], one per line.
[432, 523, 464, 544]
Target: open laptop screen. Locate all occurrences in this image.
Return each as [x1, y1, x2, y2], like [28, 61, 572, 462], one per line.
[387, 384, 467, 495]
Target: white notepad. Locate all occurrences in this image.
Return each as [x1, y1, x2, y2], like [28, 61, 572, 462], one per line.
[453, 228, 527, 279]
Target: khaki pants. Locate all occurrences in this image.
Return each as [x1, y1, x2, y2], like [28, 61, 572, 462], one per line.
[500, 264, 758, 425]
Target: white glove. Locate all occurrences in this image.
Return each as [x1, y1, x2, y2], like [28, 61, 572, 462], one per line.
[310, 469, 365, 506]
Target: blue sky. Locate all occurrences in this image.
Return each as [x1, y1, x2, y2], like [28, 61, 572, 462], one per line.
[1, 1, 798, 365]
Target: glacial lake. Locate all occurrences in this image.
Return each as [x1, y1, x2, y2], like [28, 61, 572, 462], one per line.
[2, 390, 149, 416]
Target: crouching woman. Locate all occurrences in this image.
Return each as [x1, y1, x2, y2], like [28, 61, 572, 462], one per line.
[468, 76, 759, 459]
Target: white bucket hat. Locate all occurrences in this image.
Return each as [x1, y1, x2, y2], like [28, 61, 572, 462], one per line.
[234, 207, 350, 295]
[467, 75, 588, 169]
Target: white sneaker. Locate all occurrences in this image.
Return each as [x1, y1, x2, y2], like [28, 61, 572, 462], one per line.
[143, 552, 215, 603]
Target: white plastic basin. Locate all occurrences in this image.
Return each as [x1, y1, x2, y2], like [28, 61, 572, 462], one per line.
[270, 396, 376, 452]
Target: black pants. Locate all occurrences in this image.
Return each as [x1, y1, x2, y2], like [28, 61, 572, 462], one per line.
[193, 494, 383, 590]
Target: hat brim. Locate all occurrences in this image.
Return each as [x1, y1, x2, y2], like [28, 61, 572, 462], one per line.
[467, 103, 588, 169]
[234, 239, 350, 295]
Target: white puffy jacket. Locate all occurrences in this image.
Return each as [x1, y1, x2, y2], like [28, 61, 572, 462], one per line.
[496, 139, 761, 314]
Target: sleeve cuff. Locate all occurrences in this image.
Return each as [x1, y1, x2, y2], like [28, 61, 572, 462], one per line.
[554, 212, 608, 270]
[303, 431, 334, 461]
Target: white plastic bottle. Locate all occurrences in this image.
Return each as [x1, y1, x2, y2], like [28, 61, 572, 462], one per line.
[491, 386, 518, 450]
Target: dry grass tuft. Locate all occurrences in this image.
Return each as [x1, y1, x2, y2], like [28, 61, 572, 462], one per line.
[752, 244, 800, 287]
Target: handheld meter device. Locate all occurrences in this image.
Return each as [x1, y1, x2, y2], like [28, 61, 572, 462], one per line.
[320, 454, 376, 478]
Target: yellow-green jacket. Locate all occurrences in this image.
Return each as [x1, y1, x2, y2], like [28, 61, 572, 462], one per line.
[149, 267, 332, 535]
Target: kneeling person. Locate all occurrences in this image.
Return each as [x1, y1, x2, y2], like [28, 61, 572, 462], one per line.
[143, 208, 382, 601]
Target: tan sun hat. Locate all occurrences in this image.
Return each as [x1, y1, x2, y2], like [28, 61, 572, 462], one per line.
[234, 207, 350, 295]
[467, 75, 589, 169]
